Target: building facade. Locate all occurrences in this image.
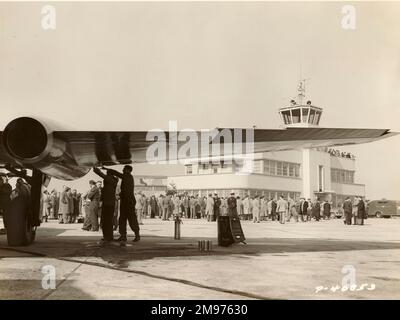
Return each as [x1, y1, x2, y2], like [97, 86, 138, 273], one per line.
[134, 175, 168, 196]
[167, 148, 364, 207]
[167, 81, 365, 207]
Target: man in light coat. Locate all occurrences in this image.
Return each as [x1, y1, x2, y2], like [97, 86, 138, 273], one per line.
[135, 193, 145, 225]
[243, 196, 250, 221]
[205, 194, 214, 222]
[277, 195, 288, 224]
[287, 197, 295, 222]
[252, 195, 261, 223]
[59, 186, 70, 224]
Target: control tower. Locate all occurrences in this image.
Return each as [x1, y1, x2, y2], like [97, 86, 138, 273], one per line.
[279, 80, 323, 128]
[279, 81, 330, 200]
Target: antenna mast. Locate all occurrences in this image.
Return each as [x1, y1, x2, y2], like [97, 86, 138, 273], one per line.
[297, 79, 306, 105]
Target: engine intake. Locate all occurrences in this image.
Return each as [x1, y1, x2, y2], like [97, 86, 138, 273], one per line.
[2, 117, 90, 180]
[3, 117, 50, 160]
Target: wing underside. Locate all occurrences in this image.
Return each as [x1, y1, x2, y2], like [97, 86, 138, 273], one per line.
[0, 126, 397, 180]
[56, 127, 396, 165]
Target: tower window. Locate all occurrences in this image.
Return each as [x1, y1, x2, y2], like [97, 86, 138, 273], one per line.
[302, 107, 309, 123]
[314, 111, 321, 125]
[291, 108, 300, 123]
[309, 109, 316, 124]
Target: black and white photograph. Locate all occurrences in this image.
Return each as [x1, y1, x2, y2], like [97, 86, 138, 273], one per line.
[0, 0, 399, 305]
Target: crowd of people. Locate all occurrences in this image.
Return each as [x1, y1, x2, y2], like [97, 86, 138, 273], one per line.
[1, 166, 368, 240]
[40, 186, 368, 229]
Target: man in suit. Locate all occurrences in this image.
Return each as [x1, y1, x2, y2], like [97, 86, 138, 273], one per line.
[93, 167, 118, 243]
[106, 165, 140, 245]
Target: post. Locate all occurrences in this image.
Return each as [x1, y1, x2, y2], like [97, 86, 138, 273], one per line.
[174, 215, 182, 240]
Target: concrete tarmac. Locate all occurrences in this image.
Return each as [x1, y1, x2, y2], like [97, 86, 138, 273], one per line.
[1, 217, 400, 300]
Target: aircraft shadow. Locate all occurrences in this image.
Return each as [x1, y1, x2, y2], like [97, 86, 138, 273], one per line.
[2, 224, 400, 269]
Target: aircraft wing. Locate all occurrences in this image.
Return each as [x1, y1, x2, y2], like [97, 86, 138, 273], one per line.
[56, 127, 396, 165]
[0, 117, 397, 180]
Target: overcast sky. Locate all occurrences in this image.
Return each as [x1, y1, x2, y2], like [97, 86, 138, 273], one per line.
[0, 2, 399, 199]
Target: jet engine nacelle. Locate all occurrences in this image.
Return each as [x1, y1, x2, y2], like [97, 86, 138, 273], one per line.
[2, 117, 90, 180]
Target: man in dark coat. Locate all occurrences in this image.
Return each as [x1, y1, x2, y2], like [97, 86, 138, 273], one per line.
[149, 195, 158, 218]
[271, 199, 277, 221]
[227, 192, 238, 218]
[343, 197, 353, 225]
[106, 165, 140, 244]
[312, 198, 321, 221]
[323, 200, 331, 220]
[71, 189, 80, 223]
[0, 173, 12, 232]
[213, 193, 221, 221]
[93, 167, 118, 243]
[356, 196, 366, 225]
[300, 198, 308, 222]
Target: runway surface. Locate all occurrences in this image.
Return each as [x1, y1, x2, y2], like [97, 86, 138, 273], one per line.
[1, 217, 400, 299]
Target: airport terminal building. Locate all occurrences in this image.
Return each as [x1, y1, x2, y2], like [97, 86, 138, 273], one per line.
[167, 84, 366, 207]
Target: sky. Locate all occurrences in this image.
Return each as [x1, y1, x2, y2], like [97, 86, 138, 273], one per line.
[0, 1, 399, 199]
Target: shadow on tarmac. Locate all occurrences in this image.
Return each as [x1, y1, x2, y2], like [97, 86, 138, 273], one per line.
[2, 224, 400, 269]
[0, 280, 94, 300]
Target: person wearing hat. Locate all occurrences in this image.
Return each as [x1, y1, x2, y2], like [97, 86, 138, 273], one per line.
[227, 192, 238, 218]
[59, 185, 71, 225]
[106, 165, 140, 244]
[82, 181, 100, 230]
